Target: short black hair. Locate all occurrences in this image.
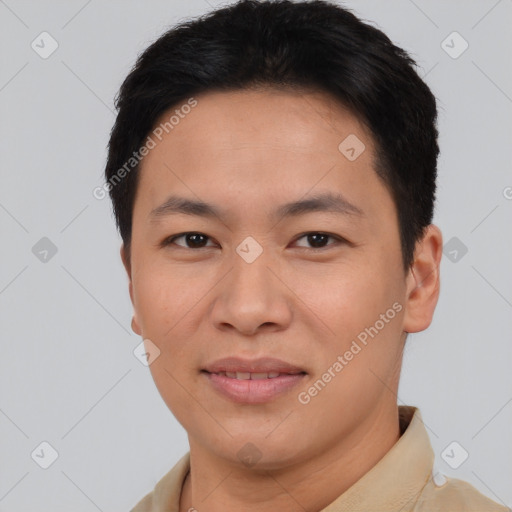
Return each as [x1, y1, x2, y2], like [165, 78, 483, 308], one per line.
[104, 0, 439, 270]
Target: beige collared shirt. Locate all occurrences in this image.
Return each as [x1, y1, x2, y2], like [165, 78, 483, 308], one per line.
[131, 406, 508, 511]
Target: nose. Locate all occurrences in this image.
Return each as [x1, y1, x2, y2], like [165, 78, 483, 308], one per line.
[210, 251, 293, 336]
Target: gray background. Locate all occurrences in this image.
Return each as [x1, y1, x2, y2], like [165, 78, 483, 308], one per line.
[0, 0, 511, 510]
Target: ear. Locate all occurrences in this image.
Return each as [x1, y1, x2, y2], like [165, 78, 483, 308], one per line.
[402, 224, 443, 333]
[120, 243, 142, 336]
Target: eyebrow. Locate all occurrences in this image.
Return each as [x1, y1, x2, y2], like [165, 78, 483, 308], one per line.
[149, 192, 364, 223]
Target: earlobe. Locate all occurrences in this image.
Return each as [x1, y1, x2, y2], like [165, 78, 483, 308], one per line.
[120, 244, 141, 335]
[402, 224, 443, 333]
[131, 316, 142, 335]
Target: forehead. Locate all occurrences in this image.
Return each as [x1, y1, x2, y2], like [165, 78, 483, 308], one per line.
[134, 87, 389, 223]
[150, 87, 371, 153]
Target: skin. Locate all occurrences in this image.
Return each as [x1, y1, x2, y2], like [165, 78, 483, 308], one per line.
[121, 88, 443, 512]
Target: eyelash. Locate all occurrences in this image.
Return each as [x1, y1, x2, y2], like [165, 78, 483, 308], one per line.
[160, 231, 347, 251]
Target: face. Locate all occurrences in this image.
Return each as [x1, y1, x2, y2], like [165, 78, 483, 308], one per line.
[123, 88, 436, 469]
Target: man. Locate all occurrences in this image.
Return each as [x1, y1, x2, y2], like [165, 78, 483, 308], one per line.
[104, 0, 507, 510]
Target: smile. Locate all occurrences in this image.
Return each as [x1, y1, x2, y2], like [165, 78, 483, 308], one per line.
[202, 370, 307, 403]
[208, 371, 303, 380]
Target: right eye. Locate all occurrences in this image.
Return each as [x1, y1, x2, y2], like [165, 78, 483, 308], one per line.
[161, 232, 217, 249]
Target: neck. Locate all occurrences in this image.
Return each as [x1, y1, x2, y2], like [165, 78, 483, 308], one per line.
[179, 402, 401, 512]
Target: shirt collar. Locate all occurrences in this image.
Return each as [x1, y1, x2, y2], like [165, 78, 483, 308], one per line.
[320, 405, 434, 511]
[150, 405, 434, 512]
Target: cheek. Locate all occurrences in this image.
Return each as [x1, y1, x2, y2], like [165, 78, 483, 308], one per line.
[132, 264, 195, 336]
[294, 263, 402, 337]
[132, 265, 211, 377]
[135, 268, 202, 419]
[301, 266, 406, 400]
[133, 271, 172, 332]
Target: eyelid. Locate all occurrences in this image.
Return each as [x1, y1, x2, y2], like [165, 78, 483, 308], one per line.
[161, 232, 218, 249]
[292, 232, 345, 249]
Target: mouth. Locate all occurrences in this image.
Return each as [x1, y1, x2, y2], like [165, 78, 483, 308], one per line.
[201, 357, 307, 403]
[202, 370, 306, 380]
[202, 356, 307, 375]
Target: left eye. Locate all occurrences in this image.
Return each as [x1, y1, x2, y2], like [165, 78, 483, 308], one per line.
[293, 232, 341, 249]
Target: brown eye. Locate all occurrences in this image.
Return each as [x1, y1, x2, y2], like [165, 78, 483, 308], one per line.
[164, 232, 215, 249]
[294, 232, 342, 249]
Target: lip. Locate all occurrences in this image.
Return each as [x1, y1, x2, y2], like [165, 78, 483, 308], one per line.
[202, 357, 307, 404]
[203, 356, 306, 374]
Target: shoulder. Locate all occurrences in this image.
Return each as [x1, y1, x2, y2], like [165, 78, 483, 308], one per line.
[130, 452, 190, 512]
[130, 490, 154, 512]
[415, 474, 509, 511]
